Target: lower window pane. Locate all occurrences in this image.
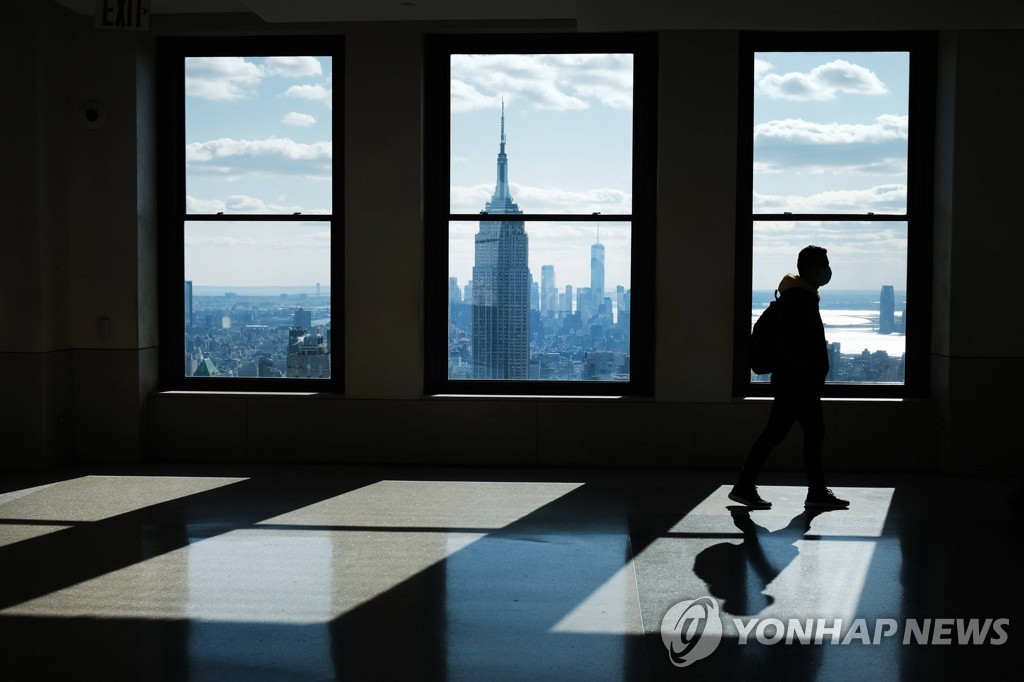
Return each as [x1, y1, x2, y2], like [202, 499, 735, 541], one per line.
[448, 220, 631, 381]
[752, 220, 906, 385]
[184, 221, 331, 379]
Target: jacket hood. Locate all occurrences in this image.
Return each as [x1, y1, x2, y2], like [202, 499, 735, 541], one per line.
[778, 273, 818, 295]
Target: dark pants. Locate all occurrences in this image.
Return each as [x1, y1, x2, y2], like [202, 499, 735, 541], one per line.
[739, 393, 826, 490]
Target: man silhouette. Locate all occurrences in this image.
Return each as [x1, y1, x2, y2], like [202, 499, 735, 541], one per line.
[730, 245, 848, 510]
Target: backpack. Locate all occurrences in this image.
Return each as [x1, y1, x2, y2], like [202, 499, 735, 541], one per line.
[749, 291, 781, 375]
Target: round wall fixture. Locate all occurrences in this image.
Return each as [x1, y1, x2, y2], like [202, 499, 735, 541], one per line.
[83, 101, 107, 129]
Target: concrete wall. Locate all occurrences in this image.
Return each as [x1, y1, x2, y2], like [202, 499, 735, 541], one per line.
[1, 2, 157, 469]
[3, 1, 1020, 474]
[932, 30, 1024, 473]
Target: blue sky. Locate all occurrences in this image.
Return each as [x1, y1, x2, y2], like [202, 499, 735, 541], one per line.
[184, 55, 333, 287]
[448, 53, 634, 296]
[180, 51, 909, 294]
[751, 51, 910, 292]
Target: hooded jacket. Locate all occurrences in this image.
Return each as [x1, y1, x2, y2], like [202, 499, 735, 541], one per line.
[772, 274, 829, 395]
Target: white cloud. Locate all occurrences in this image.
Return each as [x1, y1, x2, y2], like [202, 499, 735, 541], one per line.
[758, 59, 888, 101]
[185, 196, 226, 213]
[186, 194, 328, 215]
[285, 84, 332, 108]
[755, 115, 907, 145]
[754, 58, 774, 82]
[282, 112, 317, 127]
[186, 137, 332, 178]
[450, 182, 630, 214]
[451, 79, 502, 113]
[753, 115, 909, 175]
[264, 56, 323, 78]
[753, 114, 905, 144]
[450, 53, 633, 113]
[185, 229, 330, 249]
[185, 57, 265, 101]
[187, 137, 332, 162]
[752, 184, 907, 214]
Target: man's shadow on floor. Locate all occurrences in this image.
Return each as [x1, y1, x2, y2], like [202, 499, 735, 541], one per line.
[693, 506, 840, 617]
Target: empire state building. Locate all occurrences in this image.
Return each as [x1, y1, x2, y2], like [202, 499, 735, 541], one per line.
[472, 104, 529, 379]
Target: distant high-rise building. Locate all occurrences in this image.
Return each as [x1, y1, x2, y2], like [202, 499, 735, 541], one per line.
[449, 277, 461, 305]
[591, 230, 605, 307]
[286, 327, 330, 378]
[316, 282, 321, 298]
[294, 308, 312, 331]
[564, 285, 574, 313]
[616, 285, 626, 319]
[184, 280, 193, 329]
[530, 278, 540, 311]
[577, 287, 594, 324]
[880, 285, 895, 334]
[541, 265, 556, 315]
[471, 102, 529, 380]
[464, 281, 473, 304]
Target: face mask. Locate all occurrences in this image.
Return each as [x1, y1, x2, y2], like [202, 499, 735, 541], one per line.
[817, 265, 832, 287]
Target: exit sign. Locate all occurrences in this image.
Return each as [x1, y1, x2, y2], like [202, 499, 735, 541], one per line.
[95, 0, 151, 31]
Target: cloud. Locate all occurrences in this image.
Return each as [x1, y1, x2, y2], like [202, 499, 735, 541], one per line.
[756, 115, 907, 145]
[282, 112, 317, 127]
[752, 184, 907, 214]
[450, 182, 631, 214]
[450, 53, 633, 113]
[264, 56, 323, 78]
[752, 220, 908, 290]
[187, 137, 332, 162]
[186, 137, 332, 178]
[185, 57, 265, 101]
[186, 194, 329, 215]
[184, 230, 331, 249]
[758, 59, 888, 101]
[285, 84, 332, 108]
[754, 115, 908, 174]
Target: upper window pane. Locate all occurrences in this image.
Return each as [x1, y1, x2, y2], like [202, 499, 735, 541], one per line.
[753, 52, 909, 215]
[185, 56, 333, 215]
[449, 53, 633, 215]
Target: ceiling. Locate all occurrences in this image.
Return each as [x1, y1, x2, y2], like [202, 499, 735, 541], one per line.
[53, 0, 576, 23]
[51, 0, 1024, 29]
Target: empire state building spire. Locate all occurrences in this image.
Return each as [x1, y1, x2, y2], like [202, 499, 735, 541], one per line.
[487, 98, 519, 213]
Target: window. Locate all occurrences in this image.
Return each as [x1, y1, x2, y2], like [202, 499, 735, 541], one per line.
[158, 37, 342, 390]
[735, 33, 935, 398]
[425, 34, 657, 395]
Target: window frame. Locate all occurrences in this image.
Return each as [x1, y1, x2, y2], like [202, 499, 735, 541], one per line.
[424, 33, 658, 396]
[733, 32, 936, 399]
[157, 36, 344, 392]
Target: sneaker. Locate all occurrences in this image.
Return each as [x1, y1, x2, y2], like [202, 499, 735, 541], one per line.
[729, 485, 772, 509]
[805, 488, 849, 509]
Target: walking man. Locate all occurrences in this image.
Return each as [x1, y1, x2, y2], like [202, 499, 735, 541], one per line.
[730, 245, 849, 510]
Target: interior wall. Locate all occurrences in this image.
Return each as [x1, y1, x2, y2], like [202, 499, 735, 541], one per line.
[937, 30, 1024, 473]
[0, 1, 74, 469]
[7, 2, 1021, 475]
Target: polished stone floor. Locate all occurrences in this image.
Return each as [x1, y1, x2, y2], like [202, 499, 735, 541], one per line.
[1, 464, 1020, 680]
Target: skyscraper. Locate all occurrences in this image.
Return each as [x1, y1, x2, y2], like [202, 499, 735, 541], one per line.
[471, 103, 529, 379]
[184, 280, 193, 329]
[590, 228, 605, 307]
[541, 265, 556, 315]
[294, 308, 312, 331]
[880, 285, 895, 334]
